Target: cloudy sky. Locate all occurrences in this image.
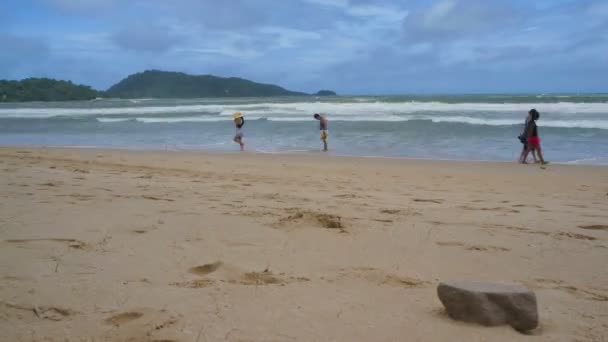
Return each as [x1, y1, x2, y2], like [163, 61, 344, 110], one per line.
[2, 0, 607, 94]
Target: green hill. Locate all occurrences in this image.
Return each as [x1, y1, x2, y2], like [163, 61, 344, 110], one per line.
[0, 71, 336, 101]
[106, 70, 307, 98]
[0, 78, 101, 102]
[315, 90, 337, 96]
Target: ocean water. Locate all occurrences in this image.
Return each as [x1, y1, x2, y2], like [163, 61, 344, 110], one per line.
[1, 95, 607, 164]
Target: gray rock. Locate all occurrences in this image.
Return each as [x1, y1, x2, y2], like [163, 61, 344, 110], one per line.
[437, 280, 538, 332]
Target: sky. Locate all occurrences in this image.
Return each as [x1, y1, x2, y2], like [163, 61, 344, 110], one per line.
[1, 0, 607, 94]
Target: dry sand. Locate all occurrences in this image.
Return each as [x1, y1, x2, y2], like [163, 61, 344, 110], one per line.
[0, 147, 607, 341]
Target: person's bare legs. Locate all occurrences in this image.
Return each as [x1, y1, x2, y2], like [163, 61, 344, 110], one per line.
[322, 138, 328, 152]
[520, 147, 531, 164]
[535, 146, 546, 164]
[532, 150, 539, 163]
[234, 137, 244, 151]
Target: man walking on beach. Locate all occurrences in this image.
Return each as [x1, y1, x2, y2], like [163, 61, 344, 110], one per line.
[314, 113, 328, 152]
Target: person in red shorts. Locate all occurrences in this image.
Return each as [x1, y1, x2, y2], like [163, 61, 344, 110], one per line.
[518, 111, 538, 163]
[521, 109, 548, 165]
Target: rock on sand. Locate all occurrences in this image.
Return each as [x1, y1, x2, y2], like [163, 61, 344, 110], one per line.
[437, 280, 538, 332]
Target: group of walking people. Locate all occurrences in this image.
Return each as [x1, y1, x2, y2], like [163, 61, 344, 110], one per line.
[231, 112, 328, 152]
[232, 109, 546, 164]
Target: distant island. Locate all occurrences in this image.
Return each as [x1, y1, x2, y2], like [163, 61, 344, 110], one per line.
[0, 78, 102, 102]
[106, 70, 310, 98]
[315, 90, 337, 96]
[0, 70, 337, 102]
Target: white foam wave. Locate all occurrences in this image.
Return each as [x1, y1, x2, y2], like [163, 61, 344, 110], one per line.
[534, 120, 608, 129]
[212, 101, 608, 116]
[91, 114, 608, 128]
[564, 158, 601, 165]
[0, 105, 225, 118]
[135, 116, 231, 123]
[266, 115, 608, 128]
[428, 117, 608, 129]
[96, 118, 132, 123]
[2, 101, 608, 119]
[267, 115, 409, 122]
[429, 116, 520, 125]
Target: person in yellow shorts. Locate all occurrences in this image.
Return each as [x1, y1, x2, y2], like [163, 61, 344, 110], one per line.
[314, 113, 328, 152]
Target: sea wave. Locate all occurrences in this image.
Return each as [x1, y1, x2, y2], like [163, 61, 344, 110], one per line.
[90, 114, 608, 129]
[135, 116, 232, 123]
[0, 105, 225, 118]
[2, 101, 608, 119]
[96, 118, 133, 123]
[267, 116, 608, 128]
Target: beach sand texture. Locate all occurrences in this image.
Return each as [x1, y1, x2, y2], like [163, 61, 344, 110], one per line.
[1, 147, 607, 341]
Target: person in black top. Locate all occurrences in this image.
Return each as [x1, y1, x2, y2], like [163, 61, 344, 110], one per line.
[521, 109, 547, 165]
[518, 111, 538, 163]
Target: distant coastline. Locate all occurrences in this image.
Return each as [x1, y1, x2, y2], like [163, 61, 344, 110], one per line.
[0, 70, 336, 102]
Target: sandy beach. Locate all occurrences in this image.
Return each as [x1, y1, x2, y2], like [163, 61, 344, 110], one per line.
[0, 147, 607, 341]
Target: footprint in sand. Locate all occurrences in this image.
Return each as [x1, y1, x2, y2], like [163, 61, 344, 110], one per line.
[181, 262, 308, 287]
[382, 275, 430, 288]
[532, 279, 608, 302]
[34, 307, 75, 321]
[380, 208, 421, 216]
[4, 238, 88, 250]
[105, 312, 144, 326]
[142, 195, 175, 202]
[171, 279, 215, 288]
[459, 205, 520, 213]
[2, 302, 76, 321]
[39, 182, 59, 187]
[276, 210, 346, 232]
[380, 209, 401, 214]
[237, 271, 283, 285]
[132, 225, 158, 235]
[333, 267, 429, 288]
[436, 241, 511, 252]
[436, 241, 464, 247]
[413, 198, 443, 204]
[567, 204, 588, 209]
[334, 193, 359, 199]
[189, 262, 222, 276]
[466, 245, 511, 252]
[554, 232, 597, 241]
[511, 204, 543, 208]
[579, 225, 608, 231]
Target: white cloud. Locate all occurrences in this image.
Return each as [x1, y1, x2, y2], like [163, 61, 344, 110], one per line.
[259, 27, 321, 48]
[302, 0, 407, 22]
[346, 5, 408, 22]
[111, 24, 182, 52]
[303, 0, 349, 7]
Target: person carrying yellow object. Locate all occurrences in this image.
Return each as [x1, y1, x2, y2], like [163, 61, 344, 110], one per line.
[314, 113, 328, 152]
[232, 112, 245, 151]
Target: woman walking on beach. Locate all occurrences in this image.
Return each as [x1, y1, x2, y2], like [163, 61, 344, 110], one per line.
[519, 111, 538, 163]
[521, 109, 547, 165]
[233, 112, 245, 151]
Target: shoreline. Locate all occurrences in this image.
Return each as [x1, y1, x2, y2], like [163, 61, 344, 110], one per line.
[2, 144, 607, 167]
